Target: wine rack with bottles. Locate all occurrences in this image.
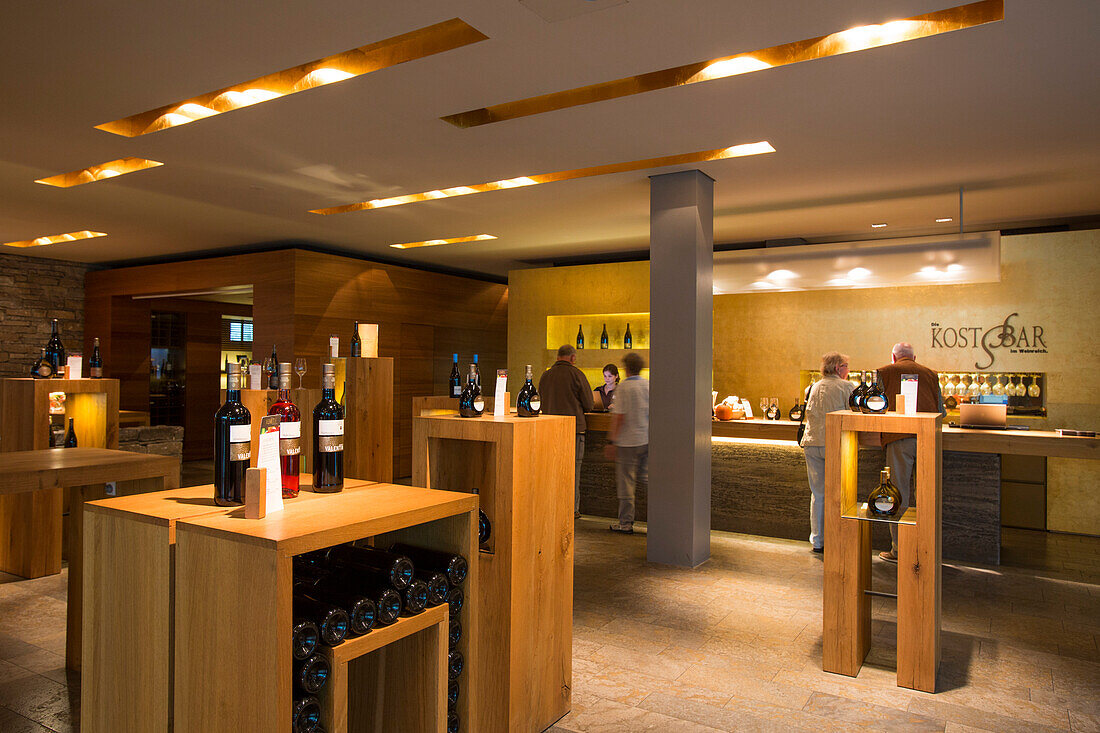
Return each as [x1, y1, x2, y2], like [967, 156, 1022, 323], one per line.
[173, 483, 477, 733]
[413, 413, 574, 733]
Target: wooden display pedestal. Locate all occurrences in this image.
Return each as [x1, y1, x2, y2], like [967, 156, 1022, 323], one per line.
[172, 484, 477, 733]
[81, 479, 376, 732]
[823, 411, 942, 693]
[412, 393, 510, 418]
[412, 413, 574, 733]
[0, 378, 119, 578]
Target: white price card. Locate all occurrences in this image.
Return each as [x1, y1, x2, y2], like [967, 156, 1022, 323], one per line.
[257, 415, 284, 513]
[66, 356, 82, 380]
[329, 335, 339, 358]
[901, 374, 919, 414]
[741, 399, 754, 419]
[249, 364, 262, 390]
[494, 369, 508, 416]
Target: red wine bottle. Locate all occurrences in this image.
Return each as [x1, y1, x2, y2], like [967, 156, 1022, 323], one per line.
[389, 544, 468, 587]
[269, 363, 301, 498]
[214, 363, 251, 506]
[89, 337, 103, 378]
[312, 363, 344, 492]
[294, 653, 330, 695]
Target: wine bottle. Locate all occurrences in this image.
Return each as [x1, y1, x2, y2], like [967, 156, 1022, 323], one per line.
[624, 323, 632, 349]
[267, 345, 279, 390]
[31, 348, 55, 378]
[328, 544, 415, 590]
[292, 618, 320, 661]
[214, 364, 251, 506]
[294, 653, 330, 695]
[849, 372, 868, 412]
[389, 544, 468, 587]
[270, 363, 302, 498]
[44, 318, 65, 376]
[458, 364, 484, 418]
[861, 371, 888, 414]
[293, 589, 350, 646]
[63, 418, 77, 448]
[298, 574, 377, 636]
[292, 696, 321, 733]
[448, 679, 460, 710]
[788, 403, 804, 421]
[350, 321, 362, 357]
[319, 567, 403, 626]
[446, 586, 465, 615]
[576, 324, 584, 349]
[89, 337, 103, 378]
[765, 401, 780, 420]
[415, 569, 449, 607]
[402, 578, 429, 614]
[448, 618, 461, 650]
[600, 324, 609, 349]
[448, 650, 464, 680]
[867, 466, 902, 517]
[313, 363, 344, 493]
[516, 364, 541, 417]
[478, 510, 491, 548]
[472, 354, 481, 388]
[449, 353, 462, 399]
[447, 712, 460, 733]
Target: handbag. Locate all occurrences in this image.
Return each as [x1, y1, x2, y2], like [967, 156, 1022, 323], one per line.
[796, 392, 808, 445]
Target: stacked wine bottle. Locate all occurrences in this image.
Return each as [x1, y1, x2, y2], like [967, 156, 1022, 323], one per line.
[291, 541, 469, 733]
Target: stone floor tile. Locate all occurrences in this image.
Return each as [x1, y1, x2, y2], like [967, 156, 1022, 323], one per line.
[802, 690, 946, 731]
[676, 664, 812, 709]
[5, 648, 69, 688]
[773, 668, 918, 710]
[589, 643, 691, 681]
[1031, 688, 1100, 717]
[0, 706, 56, 733]
[0, 672, 76, 732]
[641, 690, 823, 733]
[556, 692, 727, 733]
[1070, 709, 1100, 732]
[908, 697, 1068, 733]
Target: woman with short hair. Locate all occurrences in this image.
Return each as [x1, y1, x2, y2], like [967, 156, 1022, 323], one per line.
[800, 351, 854, 553]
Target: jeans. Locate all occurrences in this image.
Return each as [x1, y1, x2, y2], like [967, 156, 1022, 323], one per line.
[574, 433, 585, 514]
[615, 444, 648, 527]
[803, 445, 826, 549]
[886, 437, 917, 552]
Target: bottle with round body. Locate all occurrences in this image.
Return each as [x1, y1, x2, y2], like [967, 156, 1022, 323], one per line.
[31, 348, 55, 378]
[89, 337, 103, 378]
[516, 364, 541, 417]
[458, 364, 484, 417]
[867, 466, 903, 518]
[313, 363, 344, 492]
[764, 400, 780, 420]
[214, 364, 251, 506]
[848, 372, 868, 411]
[44, 318, 65, 376]
[788, 402, 804, 421]
[269, 363, 302, 498]
[861, 371, 888, 414]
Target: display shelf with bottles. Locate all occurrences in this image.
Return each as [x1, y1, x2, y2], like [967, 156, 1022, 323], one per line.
[545, 313, 649, 352]
[172, 484, 477, 733]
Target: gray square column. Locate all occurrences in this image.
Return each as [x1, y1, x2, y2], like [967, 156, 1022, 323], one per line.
[647, 169, 713, 567]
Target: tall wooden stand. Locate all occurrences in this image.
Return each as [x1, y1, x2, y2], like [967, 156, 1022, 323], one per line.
[173, 484, 476, 733]
[0, 377, 119, 578]
[412, 413, 574, 733]
[335, 356, 394, 482]
[823, 411, 942, 693]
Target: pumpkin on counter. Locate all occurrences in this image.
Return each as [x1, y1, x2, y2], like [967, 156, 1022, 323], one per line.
[715, 402, 735, 421]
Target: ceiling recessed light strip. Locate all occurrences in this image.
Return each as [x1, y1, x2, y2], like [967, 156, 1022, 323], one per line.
[390, 234, 497, 249]
[34, 158, 163, 187]
[441, 0, 1003, 128]
[95, 18, 489, 137]
[3, 230, 106, 248]
[311, 141, 774, 215]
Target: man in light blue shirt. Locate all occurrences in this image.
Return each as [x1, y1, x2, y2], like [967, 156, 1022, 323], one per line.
[606, 352, 649, 534]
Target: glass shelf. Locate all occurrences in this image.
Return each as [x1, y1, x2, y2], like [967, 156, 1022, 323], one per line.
[843, 502, 917, 526]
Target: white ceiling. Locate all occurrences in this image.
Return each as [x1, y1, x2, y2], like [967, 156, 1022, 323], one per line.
[1, 0, 1098, 278]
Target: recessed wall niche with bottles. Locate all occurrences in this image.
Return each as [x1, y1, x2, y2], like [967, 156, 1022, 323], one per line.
[545, 312, 649, 383]
[150, 311, 186, 426]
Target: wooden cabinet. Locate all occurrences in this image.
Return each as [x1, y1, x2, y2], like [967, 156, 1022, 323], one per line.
[412, 413, 574, 732]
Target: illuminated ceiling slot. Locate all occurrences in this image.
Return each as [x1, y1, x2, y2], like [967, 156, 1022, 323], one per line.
[3, 230, 106, 248]
[390, 234, 497, 249]
[311, 140, 775, 215]
[95, 18, 489, 137]
[35, 158, 163, 187]
[441, 0, 1003, 128]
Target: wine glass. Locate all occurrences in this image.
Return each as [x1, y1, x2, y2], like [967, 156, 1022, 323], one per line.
[759, 397, 768, 419]
[979, 374, 992, 396]
[992, 374, 1005, 396]
[294, 358, 307, 390]
[1027, 374, 1041, 398]
[263, 357, 276, 390]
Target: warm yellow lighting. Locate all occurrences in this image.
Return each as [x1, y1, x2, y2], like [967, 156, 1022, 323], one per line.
[936, 217, 954, 222]
[712, 436, 800, 448]
[4, 230, 106, 248]
[95, 19, 489, 137]
[311, 141, 775, 215]
[441, 0, 1003, 128]
[848, 267, 872, 279]
[35, 157, 163, 188]
[767, 269, 797, 281]
[871, 223, 889, 228]
[389, 234, 497, 250]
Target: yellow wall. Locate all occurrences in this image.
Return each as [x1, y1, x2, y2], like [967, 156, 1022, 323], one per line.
[509, 230, 1100, 535]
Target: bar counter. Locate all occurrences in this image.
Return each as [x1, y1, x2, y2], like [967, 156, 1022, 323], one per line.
[580, 412, 1097, 564]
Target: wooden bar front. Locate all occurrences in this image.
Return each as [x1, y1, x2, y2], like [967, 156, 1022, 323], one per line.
[412, 413, 574, 732]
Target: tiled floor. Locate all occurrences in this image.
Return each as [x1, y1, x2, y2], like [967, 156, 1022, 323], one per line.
[0, 521, 1096, 731]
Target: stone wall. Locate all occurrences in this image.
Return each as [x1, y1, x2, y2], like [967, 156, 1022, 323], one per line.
[0, 252, 93, 379]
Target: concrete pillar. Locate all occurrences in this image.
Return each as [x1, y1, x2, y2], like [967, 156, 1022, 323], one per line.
[647, 169, 713, 567]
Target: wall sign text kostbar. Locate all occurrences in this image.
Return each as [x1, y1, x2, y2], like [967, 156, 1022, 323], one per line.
[929, 312, 1047, 369]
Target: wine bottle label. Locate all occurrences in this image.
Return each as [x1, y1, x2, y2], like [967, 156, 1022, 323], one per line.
[280, 420, 302, 439]
[36, 364, 53, 377]
[317, 435, 344, 453]
[229, 442, 251, 462]
[451, 385, 461, 397]
[318, 419, 344, 436]
[865, 396, 887, 410]
[529, 397, 541, 411]
[90, 366, 102, 378]
[280, 438, 301, 456]
[473, 398, 485, 412]
[329, 336, 339, 357]
[230, 424, 251, 443]
[874, 496, 896, 513]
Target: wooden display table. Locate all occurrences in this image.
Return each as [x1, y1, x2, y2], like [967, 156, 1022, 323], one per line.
[0, 447, 178, 671]
[412, 412, 574, 733]
[173, 483, 477, 733]
[823, 411, 942, 693]
[0, 377, 119, 578]
[81, 479, 378, 733]
[412, 393, 510, 417]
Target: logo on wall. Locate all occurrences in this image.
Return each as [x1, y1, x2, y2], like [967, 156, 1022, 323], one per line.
[929, 313, 1047, 369]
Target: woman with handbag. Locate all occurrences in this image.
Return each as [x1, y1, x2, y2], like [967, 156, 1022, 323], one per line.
[799, 351, 854, 553]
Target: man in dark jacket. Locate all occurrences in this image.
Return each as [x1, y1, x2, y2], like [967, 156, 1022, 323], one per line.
[539, 345, 594, 518]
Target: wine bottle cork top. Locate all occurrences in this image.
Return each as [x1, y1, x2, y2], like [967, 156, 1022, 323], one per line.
[279, 362, 292, 375]
[322, 363, 334, 375]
